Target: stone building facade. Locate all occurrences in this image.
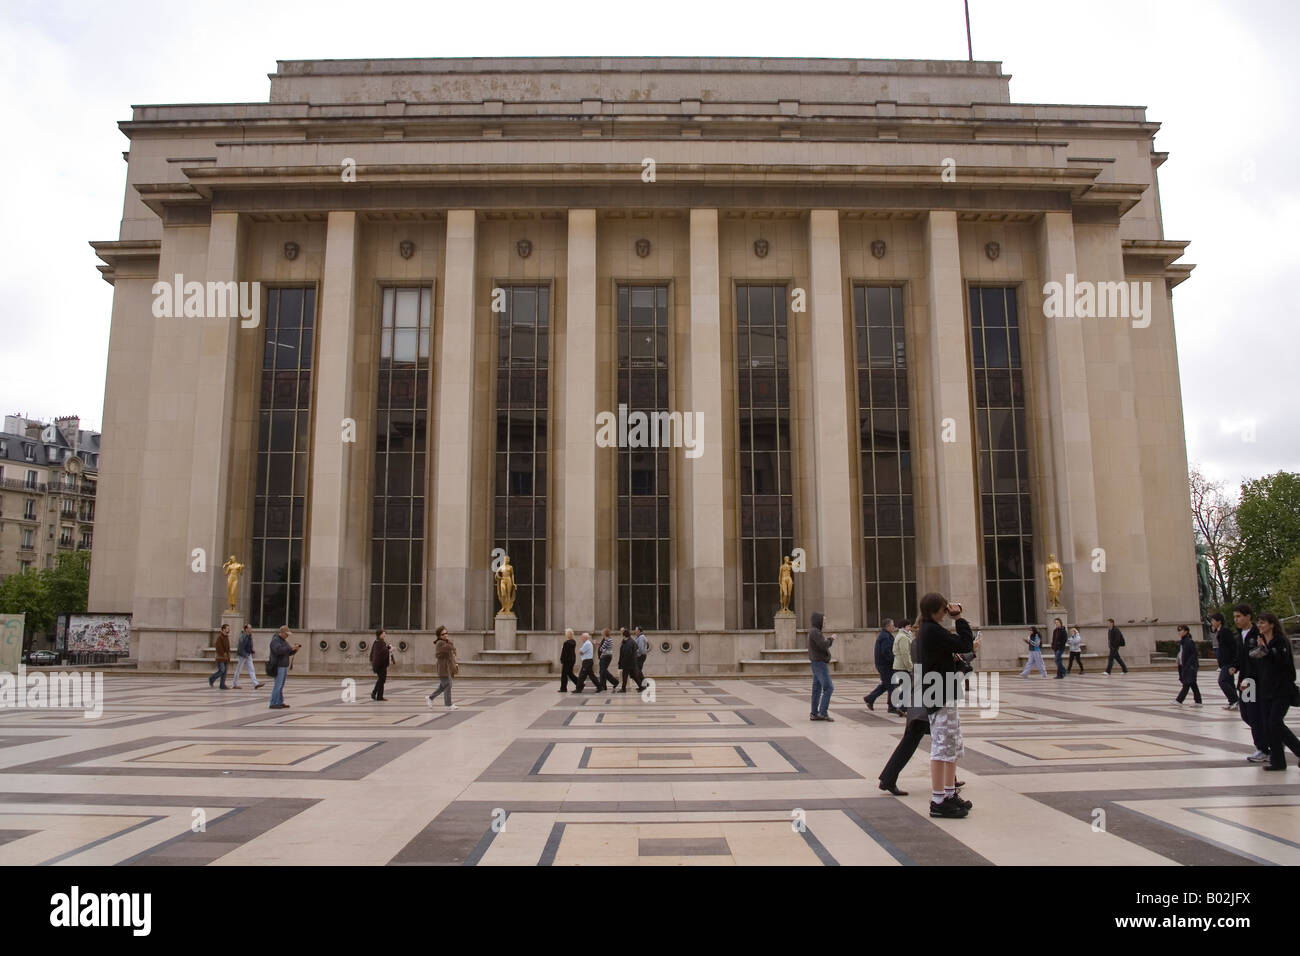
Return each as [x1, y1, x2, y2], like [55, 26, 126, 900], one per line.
[88, 57, 1198, 673]
[0, 415, 98, 589]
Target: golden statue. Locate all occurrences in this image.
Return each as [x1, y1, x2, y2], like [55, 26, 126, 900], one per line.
[495, 555, 516, 616]
[1046, 553, 1064, 609]
[778, 555, 794, 612]
[222, 555, 245, 612]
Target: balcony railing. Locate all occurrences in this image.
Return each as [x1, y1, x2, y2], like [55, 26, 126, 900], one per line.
[0, 477, 45, 493]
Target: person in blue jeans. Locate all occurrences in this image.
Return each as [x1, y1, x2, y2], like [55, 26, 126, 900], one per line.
[808, 611, 836, 721]
[864, 619, 899, 713]
[268, 626, 301, 709]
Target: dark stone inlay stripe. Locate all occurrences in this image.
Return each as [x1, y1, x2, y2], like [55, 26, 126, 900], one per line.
[639, 837, 730, 856]
[843, 807, 913, 865]
[538, 822, 566, 866]
[529, 742, 555, 775]
[734, 746, 756, 768]
[0, 829, 37, 845]
[1026, 791, 1263, 867]
[640, 752, 692, 760]
[799, 826, 839, 866]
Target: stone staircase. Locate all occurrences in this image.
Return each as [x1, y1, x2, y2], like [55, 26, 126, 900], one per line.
[457, 649, 553, 677]
[739, 647, 837, 675]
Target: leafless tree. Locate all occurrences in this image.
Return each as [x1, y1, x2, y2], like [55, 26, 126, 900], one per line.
[1189, 465, 1238, 606]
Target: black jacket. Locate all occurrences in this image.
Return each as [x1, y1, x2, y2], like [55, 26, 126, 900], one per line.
[1107, 626, 1125, 651]
[560, 638, 576, 665]
[1256, 632, 1297, 701]
[919, 616, 975, 708]
[1051, 627, 1068, 652]
[1213, 626, 1237, 667]
[618, 636, 639, 669]
[370, 638, 392, 672]
[1234, 625, 1263, 680]
[808, 612, 833, 663]
[1177, 634, 1199, 682]
[874, 629, 894, 672]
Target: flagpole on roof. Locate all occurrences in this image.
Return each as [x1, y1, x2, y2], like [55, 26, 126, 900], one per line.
[965, 0, 974, 60]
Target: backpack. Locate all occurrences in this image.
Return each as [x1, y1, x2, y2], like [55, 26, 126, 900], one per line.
[265, 651, 277, 677]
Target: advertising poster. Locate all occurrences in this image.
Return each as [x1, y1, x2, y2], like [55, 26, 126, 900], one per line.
[0, 613, 23, 673]
[67, 614, 132, 655]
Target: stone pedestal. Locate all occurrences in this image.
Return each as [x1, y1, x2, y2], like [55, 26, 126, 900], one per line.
[774, 611, 797, 649]
[495, 613, 518, 652]
[220, 610, 243, 638]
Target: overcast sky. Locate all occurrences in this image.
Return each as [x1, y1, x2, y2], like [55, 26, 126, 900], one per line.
[2, 0, 1295, 496]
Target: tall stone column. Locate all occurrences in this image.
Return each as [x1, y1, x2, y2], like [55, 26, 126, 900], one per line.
[135, 222, 211, 630]
[806, 210, 856, 626]
[923, 210, 983, 621]
[560, 209, 598, 626]
[183, 211, 246, 628]
[305, 211, 361, 631]
[685, 209, 726, 630]
[1037, 212, 1103, 624]
[433, 211, 479, 630]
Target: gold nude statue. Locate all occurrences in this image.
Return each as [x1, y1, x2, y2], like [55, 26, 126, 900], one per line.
[495, 554, 517, 616]
[778, 555, 794, 612]
[1046, 553, 1064, 609]
[222, 555, 245, 612]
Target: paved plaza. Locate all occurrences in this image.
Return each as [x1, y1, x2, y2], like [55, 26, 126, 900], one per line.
[0, 671, 1296, 866]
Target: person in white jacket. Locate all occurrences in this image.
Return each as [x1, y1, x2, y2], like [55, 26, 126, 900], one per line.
[1066, 626, 1085, 675]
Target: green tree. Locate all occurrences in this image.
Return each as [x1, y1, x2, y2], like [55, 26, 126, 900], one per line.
[1230, 471, 1300, 610]
[0, 569, 54, 642]
[45, 551, 90, 617]
[1272, 554, 1300, 622]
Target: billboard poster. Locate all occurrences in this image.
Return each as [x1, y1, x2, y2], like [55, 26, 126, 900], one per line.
[67, 614, 132, 655]
[0, 613, 23, 673]
[55, 613, 69, 653]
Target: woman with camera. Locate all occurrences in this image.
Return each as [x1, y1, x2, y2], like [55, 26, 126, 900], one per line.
[918, 593, 980, 819]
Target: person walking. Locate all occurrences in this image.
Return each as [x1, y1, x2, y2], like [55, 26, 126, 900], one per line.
[209, 623, 231, 689]
[571, 632, 599, 693]
[1067, 626, 1085, 675]
[428, 626, 458, 710]
[1231, 604, 1270, 763]
[634, 626, 650, 682]
[919, 593, 980, 818]
[230, 624, 262, 690]
[1051, 618, 1068, 679]
[1104, 618, 1128, 675]
[370, 628, 393, 701]
[808, 611, 836, 721]
[1173, 624, 1203, 704]
[1020, 627, 1048, 678]
[1211, 612, 1239, 710]
[558, 628, 580, 692]
[267, 626, 301, 709]
[618, 627, 645, 693]
[597, 628, 619, 692]
[890, 619, 915, 715]
[864, 619, 898, 713]
[1255, 612, 1300, 771]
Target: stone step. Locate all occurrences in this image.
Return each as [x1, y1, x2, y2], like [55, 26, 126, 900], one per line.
[477, 650, 535, 661]
[739, 659, 839, 675]
[456, 661, 553, 677]
[759, 648, 809, 659]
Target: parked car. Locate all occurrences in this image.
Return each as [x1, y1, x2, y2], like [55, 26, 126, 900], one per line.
[26, 650, 58, 666]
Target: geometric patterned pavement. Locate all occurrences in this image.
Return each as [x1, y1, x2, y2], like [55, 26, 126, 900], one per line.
[0, 671, 1297, 866]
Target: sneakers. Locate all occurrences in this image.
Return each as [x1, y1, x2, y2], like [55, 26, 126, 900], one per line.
[1247, 751, 1269, 763]
[446, 704, 459, 711]
[929, 796, 969, 819]
[1172, 699, 1183, 705]
[864, 696, 875, 711]
[1224, 702, 1238, 710]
